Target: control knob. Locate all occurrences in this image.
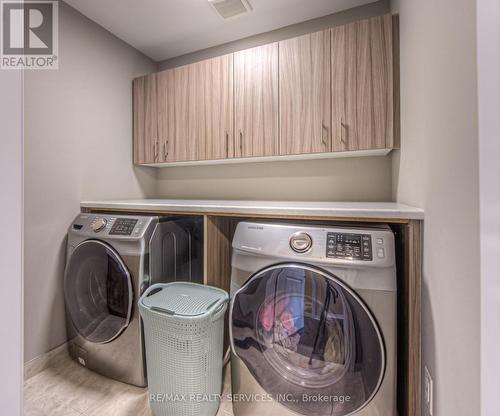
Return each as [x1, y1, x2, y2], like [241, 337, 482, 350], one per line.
[91, 217, 107, 232]
[290, 232, 313, 253]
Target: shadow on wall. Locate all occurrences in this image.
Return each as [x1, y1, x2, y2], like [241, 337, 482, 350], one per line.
[132, 165, 158, 198]
[391, 150, 401, 200]
[24, 232, 69, 363]
[155, 156, 393, 202]
[48, 234, 69, 350]
[422, 278, 436, 416]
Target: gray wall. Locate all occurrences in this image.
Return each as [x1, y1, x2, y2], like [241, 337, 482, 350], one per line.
[0, 66, 23, 414]
[155, 0, 393, 201]
[477, 0, 500, 414]
[23, 2, 157, 362]
[155, 157, 393, 201]
[391, 0, 480, 415]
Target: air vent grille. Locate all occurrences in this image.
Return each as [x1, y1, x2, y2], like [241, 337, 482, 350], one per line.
[209, 0, 252, 19]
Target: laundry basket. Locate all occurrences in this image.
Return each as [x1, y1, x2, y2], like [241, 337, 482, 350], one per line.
[139, 282, 229, 416]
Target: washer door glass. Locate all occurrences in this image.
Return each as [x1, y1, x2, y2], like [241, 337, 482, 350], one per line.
[64, 240, 133, 344]
[230, 264, 385, 416]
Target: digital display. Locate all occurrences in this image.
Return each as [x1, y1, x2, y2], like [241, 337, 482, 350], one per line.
[326, 232, 372, 260]
[109, 218, 138, 236]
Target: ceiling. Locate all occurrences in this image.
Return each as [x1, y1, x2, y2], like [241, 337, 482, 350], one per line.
[64, 0, 378, 62]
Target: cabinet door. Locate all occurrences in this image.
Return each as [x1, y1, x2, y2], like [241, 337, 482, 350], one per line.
[234, 43, 279, 158]
[157, 68, 176, 162]
[195, 55, 233, 161]
[133, 73, 158, 164]
[332, 14, 394, 151]
[168, 64, 199, 162]
[279, 30, 331, 155]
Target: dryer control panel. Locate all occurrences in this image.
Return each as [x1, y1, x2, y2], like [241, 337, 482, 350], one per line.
[109, 218, 138, 236]
[326, 232, 372, 261]
[70, 214, 155, 239]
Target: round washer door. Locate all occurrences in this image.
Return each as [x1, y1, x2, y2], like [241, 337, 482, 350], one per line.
[64, 240, 133, 344]
[230, 263, 385, 416]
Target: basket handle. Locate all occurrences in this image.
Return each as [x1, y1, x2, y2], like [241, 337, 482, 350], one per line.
[150, 306, 175, 315]
[209, 298, 228, 322]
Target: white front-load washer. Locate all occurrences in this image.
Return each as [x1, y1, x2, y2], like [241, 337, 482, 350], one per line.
[229, 221, 397, 416]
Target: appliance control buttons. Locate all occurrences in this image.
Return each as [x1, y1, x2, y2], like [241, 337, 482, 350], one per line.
[326, 232, 372, 260]
[290, 232, 313, 253]
[109, 218, 138, 236]
[377, 248, 385, 258]
[91, 217, 107, 232]
[376, 238, 384, 245]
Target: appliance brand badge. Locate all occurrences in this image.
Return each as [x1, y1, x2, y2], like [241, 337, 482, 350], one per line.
[1, 0, 58, 69]
[247, 225, 264, 230]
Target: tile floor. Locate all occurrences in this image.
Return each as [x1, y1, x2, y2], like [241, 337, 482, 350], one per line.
[24, 352, 233, 416]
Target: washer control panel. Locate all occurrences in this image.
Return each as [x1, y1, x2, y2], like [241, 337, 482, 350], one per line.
[109, 218, 138, 236]
[326, 232, 372, 261]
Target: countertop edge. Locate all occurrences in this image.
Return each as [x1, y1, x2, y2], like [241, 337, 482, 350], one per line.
[80, 201, 425, 221]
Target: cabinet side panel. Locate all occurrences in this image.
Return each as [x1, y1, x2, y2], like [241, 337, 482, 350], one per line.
[132, 77, 145, 164]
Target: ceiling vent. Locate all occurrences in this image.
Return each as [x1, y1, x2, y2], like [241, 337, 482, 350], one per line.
[208, 0, 252, 19]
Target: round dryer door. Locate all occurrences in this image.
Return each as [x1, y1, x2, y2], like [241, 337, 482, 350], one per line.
[230, 263, 385, 416]
[64, 240, 133, 344]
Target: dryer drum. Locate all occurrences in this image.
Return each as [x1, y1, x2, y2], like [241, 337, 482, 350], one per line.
[64, 240, 133, 344]
[230, 263, 386, 416]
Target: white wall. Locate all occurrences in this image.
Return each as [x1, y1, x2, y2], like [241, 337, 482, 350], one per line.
[0, 70, 24, 415]
[155, 157, 393, 201]
[23, 2, 157, 362]
[478, 0, 500, 414]
[391, 0, 480, 415]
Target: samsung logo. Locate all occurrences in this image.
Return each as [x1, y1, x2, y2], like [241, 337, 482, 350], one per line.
[247, 225, 264, 230]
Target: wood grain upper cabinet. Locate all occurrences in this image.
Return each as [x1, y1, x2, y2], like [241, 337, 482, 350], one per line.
[133, 73, 159, 164]
[195, 54, 233, 161]
[157, 65, 198, 162]
[156, 55, 233, 163]
[234, 43, 279, 158]
[279, 30, 331, 155]
[332, 14, 395, 151]
[156, 68, 174, 162]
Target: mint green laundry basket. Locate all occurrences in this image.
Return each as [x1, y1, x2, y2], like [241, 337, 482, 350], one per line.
[139, 282, 229, 416]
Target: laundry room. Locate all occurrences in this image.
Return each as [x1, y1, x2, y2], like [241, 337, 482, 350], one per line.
[1, 0, 498, 416]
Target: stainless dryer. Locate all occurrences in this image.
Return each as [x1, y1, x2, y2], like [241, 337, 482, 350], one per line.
[64, 213, 203, 387]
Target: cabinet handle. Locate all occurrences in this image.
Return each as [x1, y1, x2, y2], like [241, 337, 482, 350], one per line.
[153, 141, 157, 161]
[340, 117, 347, 144]
[239, 131, 243, 155]
[225, 132, 229, 157]
[321, 121, 329, 147]
[163, 142, 167, 159]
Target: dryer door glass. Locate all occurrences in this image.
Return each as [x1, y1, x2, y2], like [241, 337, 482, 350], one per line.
[230, 264, 385, 416]
[64, 240, 133, 344]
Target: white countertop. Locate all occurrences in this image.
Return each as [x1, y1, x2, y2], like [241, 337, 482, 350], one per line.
[81, 199, 424, 220]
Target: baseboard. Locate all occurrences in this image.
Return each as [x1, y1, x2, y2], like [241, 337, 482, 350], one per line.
[24, 342, 69, 380]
